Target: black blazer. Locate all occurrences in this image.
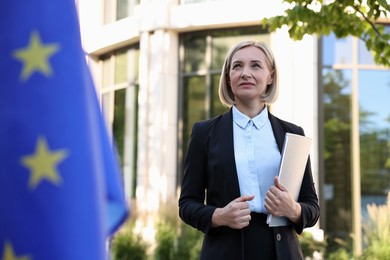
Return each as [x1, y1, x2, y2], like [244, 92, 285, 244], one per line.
[178, 108, 320, 260]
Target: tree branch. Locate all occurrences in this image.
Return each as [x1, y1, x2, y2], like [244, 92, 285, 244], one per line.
[352, 4, 382, 36]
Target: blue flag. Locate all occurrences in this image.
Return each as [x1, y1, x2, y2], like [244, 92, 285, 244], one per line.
[0, 1, 129, 259]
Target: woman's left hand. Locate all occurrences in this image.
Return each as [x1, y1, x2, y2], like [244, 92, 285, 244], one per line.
[264, 176, 301, 224]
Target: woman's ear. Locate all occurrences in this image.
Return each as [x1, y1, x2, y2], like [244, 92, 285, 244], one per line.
[268, 71, 274, 85]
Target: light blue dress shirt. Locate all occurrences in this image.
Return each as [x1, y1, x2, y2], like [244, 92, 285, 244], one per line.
[232, 106, 281, 213]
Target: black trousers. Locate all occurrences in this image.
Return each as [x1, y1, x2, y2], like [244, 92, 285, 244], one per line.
[242, 213, 277, 260]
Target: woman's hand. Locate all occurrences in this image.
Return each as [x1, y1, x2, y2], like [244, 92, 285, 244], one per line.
[265, 176, 301, 224]
[211, 195, 254, 229]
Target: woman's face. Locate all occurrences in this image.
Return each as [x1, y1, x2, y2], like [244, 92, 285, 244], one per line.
[229, 46, 273, 105]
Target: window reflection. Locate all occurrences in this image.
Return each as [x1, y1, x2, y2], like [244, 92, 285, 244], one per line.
[322, 68, 353, 252]
[322, 27, 390, 254]
[102, 57, 111, 88]
[102, 93, 112, 131]
[359, 70, 390, 219]
[323, 33, 353, 66]
[359, 25, 390, 65]
[211, 74, 226, 117]
[114, 88, 126, 162]
[183, 76, 206, 155]
[183, 37, 206, 73]
[99, 47, 139, 199]
[116, 0, 129, 20]
[115, 50, 128, 84]
[358, 39, 375, 65]
[104, 0, 140, 24]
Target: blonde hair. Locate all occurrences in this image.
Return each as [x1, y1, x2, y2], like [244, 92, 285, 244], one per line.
[218, 40, 279, 107]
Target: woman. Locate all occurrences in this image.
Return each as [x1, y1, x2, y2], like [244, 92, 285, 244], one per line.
[178, 40, 320, 260]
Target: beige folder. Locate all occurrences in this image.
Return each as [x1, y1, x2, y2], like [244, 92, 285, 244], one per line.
[267, 133, 312, 227]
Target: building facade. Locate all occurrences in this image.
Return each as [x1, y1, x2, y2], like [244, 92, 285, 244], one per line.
[77, 0, 390, 255]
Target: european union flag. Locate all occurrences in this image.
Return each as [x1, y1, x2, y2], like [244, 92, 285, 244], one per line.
[0, 1, 129, 259]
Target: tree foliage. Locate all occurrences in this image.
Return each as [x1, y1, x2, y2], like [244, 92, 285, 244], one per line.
[262, 0, 390, 66]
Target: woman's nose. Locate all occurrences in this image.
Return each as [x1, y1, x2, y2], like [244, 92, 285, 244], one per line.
[241, 65, 252, 78]
[241, 70, 251, 79]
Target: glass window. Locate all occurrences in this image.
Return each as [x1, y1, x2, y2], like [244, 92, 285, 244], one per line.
[99, 46, 139, 199]
[359, 70, 390, 218]
[116, 0, 129, 20]
[323, 33, 353, 66]
[101, 92, 112, 129]
[183, 76, 206, 149]
[104, 0, 140, 24]
[183, 37, 206, 73]
[115, 50, 128, 84]
[359, 25, 390, 65]
[113, 88, 126, 162]
[211, 74, 226, 117]
[102, 47, 139, 87]
[322, 68, 353, 252]
[102, 56, 112, 88]
[321, 26, 390, 255]
[358, 39, 375, 65]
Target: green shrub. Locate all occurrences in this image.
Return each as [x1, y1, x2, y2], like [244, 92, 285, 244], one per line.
[324, 234, 353, 259]
[110, 220, 149, 260]
[154, 221, 176, 260]
[153, 215, 202, 260]
[175, 223, 202, 260]
[327, 248, 351, 260]
[299, 230, 326, 258]
[361, 192, 390, 259]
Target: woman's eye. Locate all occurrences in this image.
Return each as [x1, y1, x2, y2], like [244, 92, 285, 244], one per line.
[232, 64, 241, 69]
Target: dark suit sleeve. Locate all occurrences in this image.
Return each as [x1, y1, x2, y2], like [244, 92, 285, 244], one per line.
[291, 127, 320, 234]
[178, 122, 215, 233]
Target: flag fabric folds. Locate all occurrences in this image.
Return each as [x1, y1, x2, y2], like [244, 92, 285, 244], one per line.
[0, 1, 129, 259]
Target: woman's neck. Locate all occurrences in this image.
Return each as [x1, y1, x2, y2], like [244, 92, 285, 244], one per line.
[235, 101, 266, 119]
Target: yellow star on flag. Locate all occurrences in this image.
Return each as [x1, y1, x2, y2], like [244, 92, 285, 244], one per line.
[1, 241, 31, 260]
[21, 136, 69, 189]
[13, 30, 60, 82]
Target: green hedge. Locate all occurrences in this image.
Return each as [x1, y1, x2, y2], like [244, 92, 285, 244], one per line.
[111, 193, 390, 260]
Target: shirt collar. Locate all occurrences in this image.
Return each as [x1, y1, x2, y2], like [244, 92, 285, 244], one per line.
[232, 105, 268, 130]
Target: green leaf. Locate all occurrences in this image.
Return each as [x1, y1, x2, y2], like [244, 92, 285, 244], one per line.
[262, 0, 390, 66]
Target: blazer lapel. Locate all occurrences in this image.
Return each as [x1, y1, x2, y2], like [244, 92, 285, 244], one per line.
[268, 112, 286, 153]
[219, 109, 241, 199]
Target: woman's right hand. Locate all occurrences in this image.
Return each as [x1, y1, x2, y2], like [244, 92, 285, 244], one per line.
[211, 195, 255, 229]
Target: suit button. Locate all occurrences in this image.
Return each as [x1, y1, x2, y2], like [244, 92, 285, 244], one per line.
[276, 233, 281, 241]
